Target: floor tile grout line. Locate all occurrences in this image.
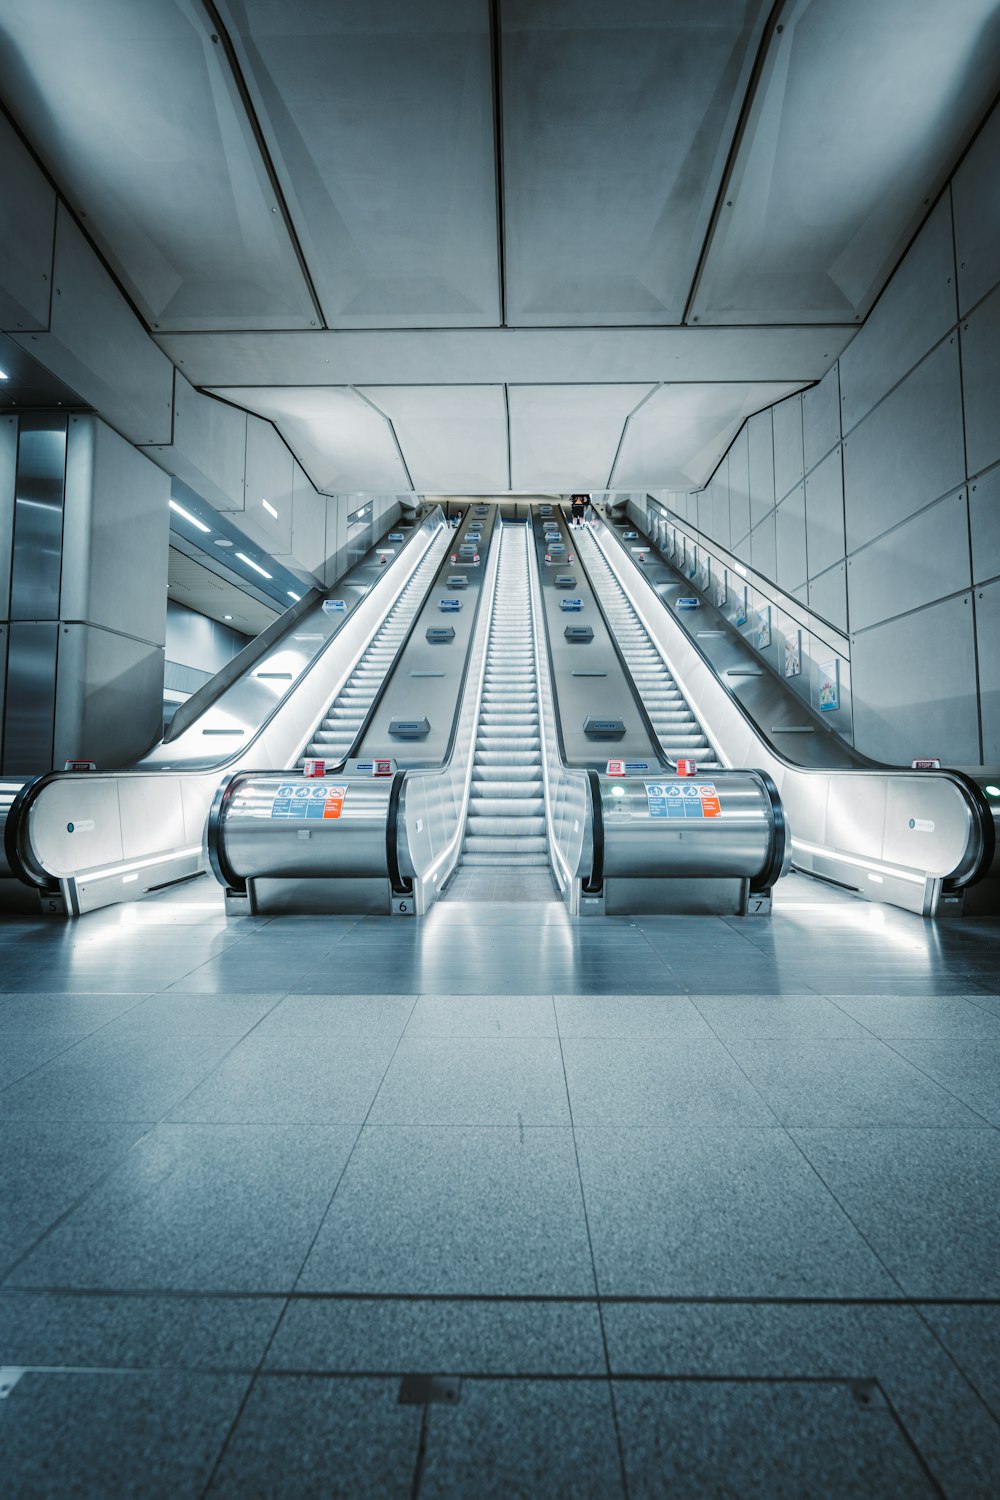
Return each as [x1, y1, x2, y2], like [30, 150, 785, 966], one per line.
[191, 1002, 400, 1499]
[5, 1286, 1000, 1307]
[627, 923, 687, 994]
[906, 1303, 1000, 1439]
[873, 1379, 951, 1500]
[286, 992, 423, 1298]
[553, 992, 632, 1500]
[840, 1025, 1000, 1130]
[0, 998, 158, 1094]
[195, 994, 428, 1494]
[684, 993, 914, 1300]
[0, 986, 298, 1286]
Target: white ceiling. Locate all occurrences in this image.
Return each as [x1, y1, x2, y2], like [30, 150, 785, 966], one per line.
[1, 0, 999, 492]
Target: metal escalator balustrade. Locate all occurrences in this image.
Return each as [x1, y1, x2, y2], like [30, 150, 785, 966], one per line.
[460, 527, 548, 869]
[578, 529, 721, 770]
[301, 546, 443, 767]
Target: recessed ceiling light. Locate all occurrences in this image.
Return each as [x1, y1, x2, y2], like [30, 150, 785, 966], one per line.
[214, 538, 233, 547]
[236, 551, 272, 579]
[168, 498, 210, 533]
[224, 614, 233, 620]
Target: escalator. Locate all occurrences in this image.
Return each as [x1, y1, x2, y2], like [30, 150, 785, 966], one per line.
[578, 532, 721, 770]
[301, 543, 445, 766]
[209, 510, 789, 918]
[2, 509, 454, 914]
[455, 526, 547, 870]
[583, 505, 998, 916]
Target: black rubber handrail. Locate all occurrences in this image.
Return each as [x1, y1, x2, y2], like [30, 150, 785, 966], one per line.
[749, 769, 787, 894]
[584, 769, 604, 895]
[386, 770, 411, 895]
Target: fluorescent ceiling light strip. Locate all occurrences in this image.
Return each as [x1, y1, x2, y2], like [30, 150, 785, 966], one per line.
[0, 367, 8, 380]
[287, 591, 301, 601]
[236, 552, 273, 579]
[262, 498, 278, 518]
[168, 499, 211, 533]
[81, 844, 203, 884]
[790, 836, 926, 886]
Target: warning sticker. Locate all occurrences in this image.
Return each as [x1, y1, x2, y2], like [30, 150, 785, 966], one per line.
[270, 783, 347, 820]
[645, 782, 720, 820]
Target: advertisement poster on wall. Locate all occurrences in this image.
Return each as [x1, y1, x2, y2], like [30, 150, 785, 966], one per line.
[716, 571, 727, 609]
[756, 605, 771, 650]
[818, 659, 840, 712]
[785, 629, 802, 677]
[734, 587, 748, 627]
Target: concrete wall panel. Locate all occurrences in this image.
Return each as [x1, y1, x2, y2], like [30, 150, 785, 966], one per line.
[240, 416, 294, 556]
[804, 446, 845, 579]
[851, 593, 979, 764]
[750, 509, 776, 581]
[802, 365, 840, 473]
[711, 458, 730, 549]
[847, 488, 971, 633]
[953, 99, 1000, 316]
[839, 194, 957, 434]
[961, 281, 1000, 477]
[291, 461, 327, 577]
[144, 377, 248, 514]
[61, 416, 170, 647]
[807, 563, 848, 634]
[775, 482, 807, 591]
[728, 425, 750, 543]
[55, 625, 164, 768]
[843, 336, 965, 553]
[977, 577, 1000, 761]
[13, 207, 173, 446]
[747, 410, 774, 527]
[0, 110, 56, 332]
[771, 392, 803, 502]
[969, 462, 1000, 585]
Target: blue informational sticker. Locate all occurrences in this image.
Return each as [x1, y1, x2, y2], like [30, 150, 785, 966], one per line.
[270, 783, 345, 819]
[439, 598, 462, 611]
[644, 782, 718, 819]
[559, 598, 583, 611]
[322, 599, 347, 614]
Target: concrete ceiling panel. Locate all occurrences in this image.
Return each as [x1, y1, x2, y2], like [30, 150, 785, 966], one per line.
[502, 0, 769, 325]
[691, 0, 1000, 324]
[508, 384, 653, 491]
[359, 386, 509, 492]
[612, 381, 803, 489]
[215, 0, 500, 329]
[0, 0, 317, 331]
[211, 386, 408, 494]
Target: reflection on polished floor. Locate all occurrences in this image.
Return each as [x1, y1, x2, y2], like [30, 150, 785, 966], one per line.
[2, 874, 1000, 1497]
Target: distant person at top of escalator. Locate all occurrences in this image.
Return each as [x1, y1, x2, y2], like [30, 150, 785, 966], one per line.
[569, 494, 589, 528]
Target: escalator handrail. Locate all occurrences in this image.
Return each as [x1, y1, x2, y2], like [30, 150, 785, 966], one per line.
[596, 514, 997, 890]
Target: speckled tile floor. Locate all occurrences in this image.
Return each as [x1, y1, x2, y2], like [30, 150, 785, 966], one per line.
[1, 873, 999, 1496]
